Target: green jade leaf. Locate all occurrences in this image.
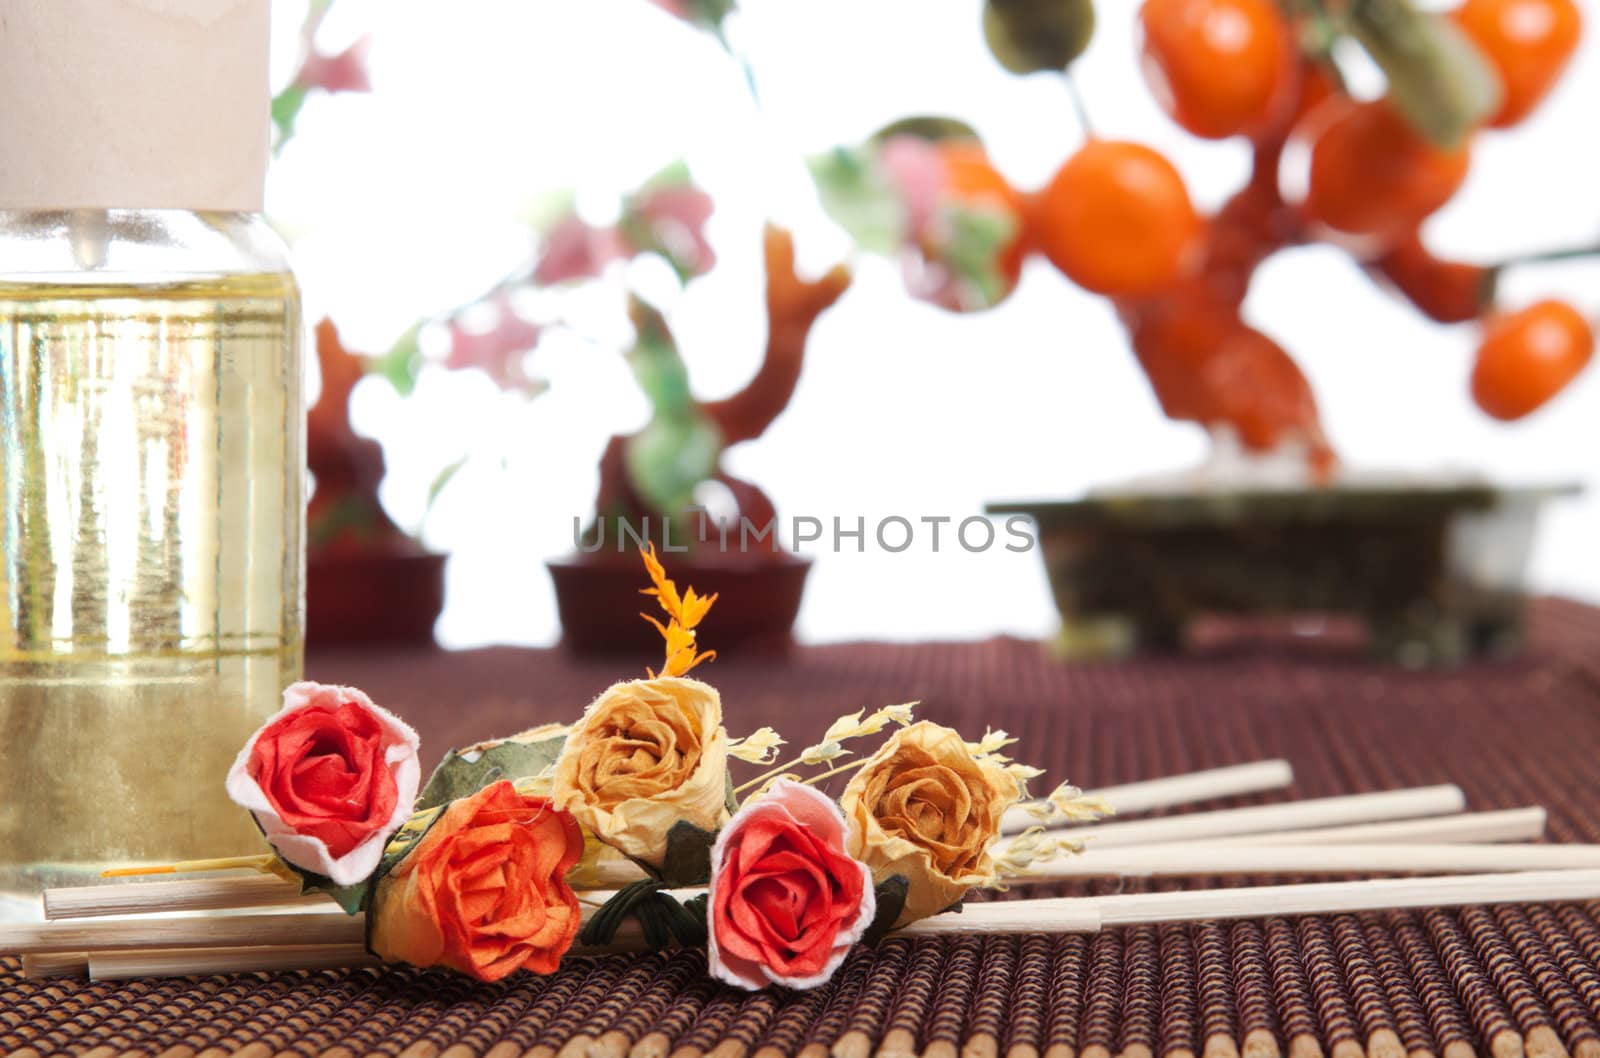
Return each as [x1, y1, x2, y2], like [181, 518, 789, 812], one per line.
[1349, 0, 1501, 149]
[270, 84, 308, 151]
[938, 203, 1018, 309]
[423, 455, 469, 520]
[627, 300, 694, 415]
[809, 146, 907, 257]
[626, 417, 721, 516]
[983, 0, 1097, 75]
[870, 116, 981, 145]
[623, 299, 723, 514]
[638, 158, 694, 195]
[368, 321, 425, 397]
[687, 0, 736, 30]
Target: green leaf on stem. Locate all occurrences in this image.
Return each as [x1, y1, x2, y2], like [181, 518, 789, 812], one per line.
[290, 868, 368, 916]
[415, 731, 569, 812]
[270, 85, 309, 150]
[654, 819, 720, 888]
[368, 322, 425, 397]
[861, 875, 910, 947]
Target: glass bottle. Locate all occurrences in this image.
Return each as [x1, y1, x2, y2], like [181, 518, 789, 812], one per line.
[0, 2, 302, 920]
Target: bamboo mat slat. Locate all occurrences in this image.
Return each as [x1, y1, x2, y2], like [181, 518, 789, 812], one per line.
[5, 598, 1600, 1057]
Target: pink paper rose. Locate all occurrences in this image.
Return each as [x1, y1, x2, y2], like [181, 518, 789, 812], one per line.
[707, 779, 875, 991]
[226, 682, 420, 887]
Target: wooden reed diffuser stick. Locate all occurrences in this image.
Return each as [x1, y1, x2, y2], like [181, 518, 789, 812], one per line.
[45, 873, 313, 921]
[20, 952, 89, 978]
[89, 943, 381, 980]
[1086, 869, 1600, 925]
[1, 908, 363, 955]
[1001, 759, 1296, 833]
[1019, 785, 1466, 850]
[37, 869, 1600, 980]
[1205, 808, 1547, 847]
[1009, 843, 1600, 882]
[41, 789, 1523, 924]
[66, 899, 1106, 978]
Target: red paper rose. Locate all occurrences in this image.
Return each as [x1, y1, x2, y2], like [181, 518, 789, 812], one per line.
[368, 781, 584, 982]
[707, 779, 875, 990]
[226, 682, 420, 886]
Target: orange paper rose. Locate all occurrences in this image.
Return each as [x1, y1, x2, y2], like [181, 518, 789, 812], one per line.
[368, 781, 583, 982]
[840, 721, 1021, 927]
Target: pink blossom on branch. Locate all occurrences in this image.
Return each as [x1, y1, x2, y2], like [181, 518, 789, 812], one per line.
[876, 135, 946, 241]
[534, 217, 631, 285]
[535, 184, 716, 285]
[628, 185, 717, 277]
[645, 0, 734, 28]
[444, 296, 544, 392]
[294, 36, 373, 95]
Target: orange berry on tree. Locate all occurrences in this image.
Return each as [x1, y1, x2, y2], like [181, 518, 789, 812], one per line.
[1033, 140, 1204, 296]
[1302, 98, 1472, 244]
[1138, 0, 1297, 140]
[1470, 299, 1594, 420]
[865, 126, 1028, 311]
[1453, 0, 1582, 128]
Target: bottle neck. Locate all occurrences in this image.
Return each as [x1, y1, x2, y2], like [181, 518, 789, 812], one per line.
[0, 211, 290, 285]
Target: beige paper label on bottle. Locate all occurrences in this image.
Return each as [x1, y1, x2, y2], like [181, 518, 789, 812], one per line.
[0, 0, 271, 212]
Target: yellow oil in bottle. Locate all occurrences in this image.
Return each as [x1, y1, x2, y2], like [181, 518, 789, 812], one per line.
[0, 273, 303, 917]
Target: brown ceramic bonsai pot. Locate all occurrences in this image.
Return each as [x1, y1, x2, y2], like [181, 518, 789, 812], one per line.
[547, 549, 811, 656]
[307, 548, 447, 648]
[988, 482, 1577, 665]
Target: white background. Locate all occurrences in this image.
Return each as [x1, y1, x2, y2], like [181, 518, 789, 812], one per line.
[268, 0, 1600, 648]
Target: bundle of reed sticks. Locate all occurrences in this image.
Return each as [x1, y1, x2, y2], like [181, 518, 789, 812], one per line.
[11, 759, 1600, 982]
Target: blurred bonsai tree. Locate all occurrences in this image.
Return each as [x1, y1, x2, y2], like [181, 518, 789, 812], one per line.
[588, 226, 850, 553]
[349, 158, 848, 556]
[811, 0, 1594, 478]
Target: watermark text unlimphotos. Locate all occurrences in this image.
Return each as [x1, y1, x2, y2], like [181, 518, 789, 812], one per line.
[575, 510, 1036, 554]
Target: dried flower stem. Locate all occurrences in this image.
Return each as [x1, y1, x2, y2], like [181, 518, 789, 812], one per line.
[101, 854, 277, 879]
[798, 758, 872, 789]
[733, 761, 810, 796]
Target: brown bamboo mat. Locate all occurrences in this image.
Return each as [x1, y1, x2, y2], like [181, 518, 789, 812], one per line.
[7, 599, 1600, 1058]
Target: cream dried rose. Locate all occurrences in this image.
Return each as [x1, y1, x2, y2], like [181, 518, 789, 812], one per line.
[551, 676, 730, 868]
[840, 721, 1022, 927]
